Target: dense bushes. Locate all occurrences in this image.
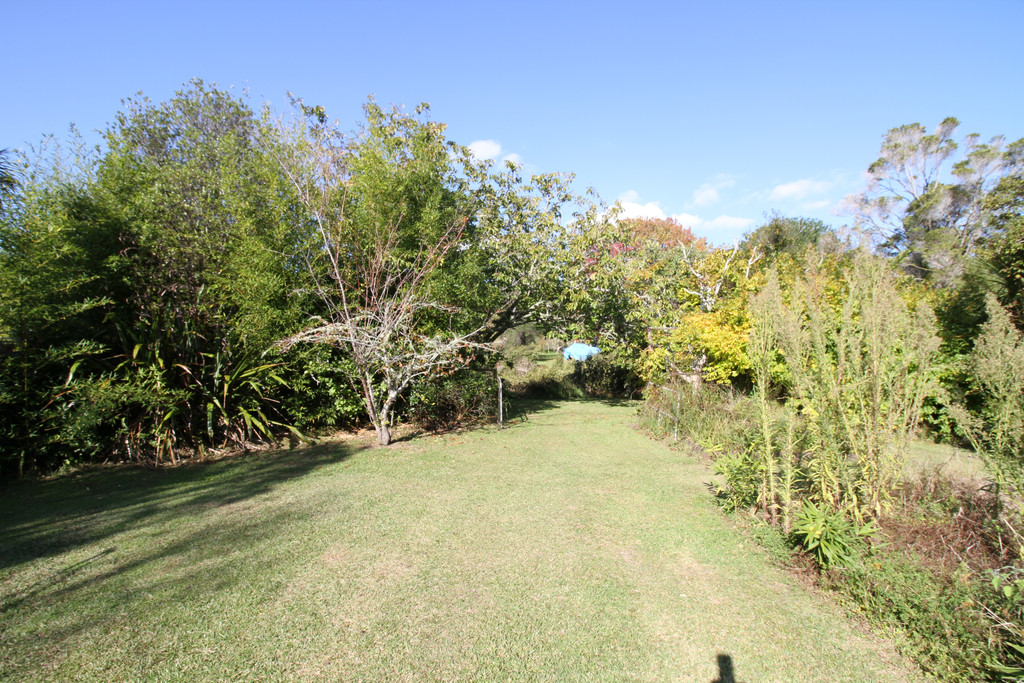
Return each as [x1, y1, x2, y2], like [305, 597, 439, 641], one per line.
[1, 84, 621, 474]
[827, 480, 1024, 682]
[408, 367, 498, 431]
[0, 84, 322, 477]
[641, 382, 757, 455]
[568, 351, 643, 398]
[501, 362, 586, 400]
[0, 85, 412, 476]
[642, 380, 1024, 680]
[274, 345, 364, 433]
[645, 254, 942, 526]
[638, 249, 1024, 679]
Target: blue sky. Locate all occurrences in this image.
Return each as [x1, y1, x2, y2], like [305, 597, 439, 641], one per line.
[3, 0, 1022, 244]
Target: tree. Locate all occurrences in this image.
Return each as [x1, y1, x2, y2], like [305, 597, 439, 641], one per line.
[275, 100, 607, 444]
[742, 212, 833, 260]
[952, 295, 1024, 502]
[486, 171, 623, 342]
[983, 146, 1024, 325]
[90, 81, 312, 459]
[0, 143, 115, 476]
[844, 118, 1017, 286]
[0, 148, 18, 209]
[621, 216, 702, 248]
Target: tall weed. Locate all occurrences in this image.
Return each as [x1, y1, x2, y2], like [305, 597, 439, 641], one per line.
[770, 252, 940, 518]
[952, 295, 1024, 500]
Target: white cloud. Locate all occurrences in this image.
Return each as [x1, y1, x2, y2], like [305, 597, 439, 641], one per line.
[468, 139, 502, 160]
[468, 140, 524, 167]
[613, 191, 752, 242]
[615, 193, 706, 226]
[670, 212, 704, 229]
[615, 190, 676, 220]
[689, 175, 736, 208]
[801, 199, 832, 211]
[617, 200, 669, 220]
[704, 215, 755, 232]
[770, 178, 833, 201]
[692, 185, 720, 207]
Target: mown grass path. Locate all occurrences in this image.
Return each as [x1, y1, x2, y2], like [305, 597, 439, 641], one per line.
[1, 400, 921, 681]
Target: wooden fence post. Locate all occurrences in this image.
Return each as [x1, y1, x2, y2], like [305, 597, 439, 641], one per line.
[496, 364, 504, 430]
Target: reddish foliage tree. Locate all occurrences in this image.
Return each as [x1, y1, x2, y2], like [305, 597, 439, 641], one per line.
[621, 217, 705, 249]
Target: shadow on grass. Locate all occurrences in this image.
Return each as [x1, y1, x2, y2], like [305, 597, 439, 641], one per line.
[501, 397, 563, 423]
[712, 653, 738, 683]
[0, 440, 358, 574]
[0, 499, 333, 679]
[585, 397, 639, 408]
[502, 396, 638, 423]
[0, 441, 367, 678]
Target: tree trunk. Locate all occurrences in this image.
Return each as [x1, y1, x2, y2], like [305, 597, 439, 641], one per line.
[376, 422, 391, 446]
[375, 390, 399, 446]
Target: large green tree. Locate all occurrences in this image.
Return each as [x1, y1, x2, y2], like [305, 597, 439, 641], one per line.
[0, 148, 18, 208]
[0, 82, 317, 476]
[983, 144, 1024, 325]
[90, 81, 313, 458]
[844, 117, 1019, 286]
[276, 100, 612, 444]
[0, 141, 119, 476]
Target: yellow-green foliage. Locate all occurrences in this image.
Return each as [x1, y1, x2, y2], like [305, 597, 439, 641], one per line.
[663, 310, 750, 384]
[771, 251, 941, 517]
[954, 295, 1024, 496]
[630, 241, 762, 385]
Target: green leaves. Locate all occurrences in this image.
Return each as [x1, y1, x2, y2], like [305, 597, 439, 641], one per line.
[793, 501, 875, 570]
[952, 295, 1024, 498]
[846, 117, 1021, 288]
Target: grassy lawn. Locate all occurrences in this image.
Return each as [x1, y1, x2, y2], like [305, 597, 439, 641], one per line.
[904, 438, 988, 484]
[532, 350, 561, 367]
[0, 400, 922, 681]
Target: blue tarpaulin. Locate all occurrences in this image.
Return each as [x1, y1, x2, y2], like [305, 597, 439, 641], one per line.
[563, 343, 601, 361]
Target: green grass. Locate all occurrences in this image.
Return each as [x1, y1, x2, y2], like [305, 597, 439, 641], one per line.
[1, 400, 922, 681]
[532, 350, 561, 367]
[904, 439, 988, 484]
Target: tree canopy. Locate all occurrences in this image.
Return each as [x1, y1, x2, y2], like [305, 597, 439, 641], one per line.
[1, 90, 1021, 490]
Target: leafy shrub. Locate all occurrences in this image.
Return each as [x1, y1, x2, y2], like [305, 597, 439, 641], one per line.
[508, 346, 543, 365]
[791, 501, 875, 569]
[815, 475, 1022, 681]
[501, 361, 585, 400]
[498, 324, 543, 349]
[953, 295, 1024, 499]
[512, 355, 536, 375]
[640, 382, 758, 455]
[767, 253, 941, 517]
[568, 351, 643, 398]
[712, 446, 764, 512]
[276, 345, 364, 432]
[987, 568, 1024, 680]
[408, 368, 498, 431]
[830, 552, 996, 682]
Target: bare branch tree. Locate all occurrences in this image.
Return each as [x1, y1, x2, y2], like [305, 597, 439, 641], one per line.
[272, 101, 497, 445]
